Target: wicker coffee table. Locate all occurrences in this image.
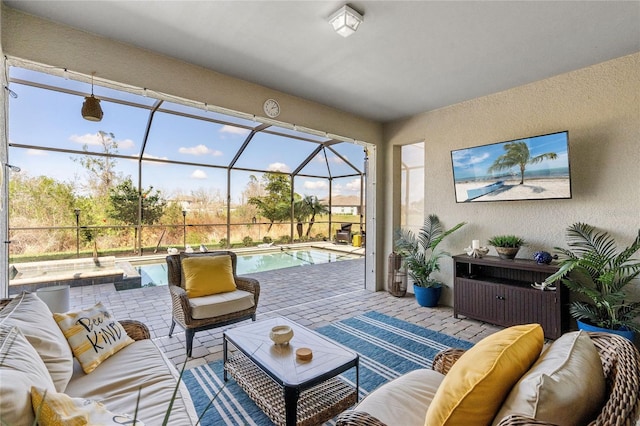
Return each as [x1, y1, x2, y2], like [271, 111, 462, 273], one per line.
[223, 317, 359, 426]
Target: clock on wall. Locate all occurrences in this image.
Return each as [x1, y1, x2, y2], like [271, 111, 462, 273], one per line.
[263, 99, 280, 118]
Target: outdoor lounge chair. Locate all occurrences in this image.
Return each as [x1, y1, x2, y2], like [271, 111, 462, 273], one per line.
[335, 223, 352, 244]
[166, 251, 260, 356]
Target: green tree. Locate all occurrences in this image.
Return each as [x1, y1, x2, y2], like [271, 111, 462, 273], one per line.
[107, 178, 167, 252]
[293, 195, 329, 238]
[487, 141, 557, 185]
[73, 131, 122, 198]
[248, 173, 291, 232]
[9, 174, 76, 226]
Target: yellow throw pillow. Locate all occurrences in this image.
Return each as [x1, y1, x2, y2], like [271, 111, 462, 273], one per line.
[54, 303, 134, 374]
[182, 255, 237, 298]
[425, 323, 543, 426]
[31, 386, 145, 426]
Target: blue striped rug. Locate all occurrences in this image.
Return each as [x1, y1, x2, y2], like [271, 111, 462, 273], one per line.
[182, 311, 473, 425]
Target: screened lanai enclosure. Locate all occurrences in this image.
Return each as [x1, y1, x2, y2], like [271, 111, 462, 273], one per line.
[5, 64, 368, 263]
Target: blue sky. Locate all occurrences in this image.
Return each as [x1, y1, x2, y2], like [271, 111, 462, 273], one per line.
[450, 132, 570, 181]
[8, 67, 365, 203]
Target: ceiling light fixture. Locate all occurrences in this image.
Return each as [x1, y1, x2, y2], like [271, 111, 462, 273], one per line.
[81, 72, 103, 122]
[328, 4, 363, 37]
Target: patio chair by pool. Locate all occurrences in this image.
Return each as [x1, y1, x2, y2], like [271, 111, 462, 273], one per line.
[166, 251, 260, 357]
[335, 223, 352, 244]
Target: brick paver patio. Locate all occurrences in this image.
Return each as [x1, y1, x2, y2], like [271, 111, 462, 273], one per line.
[68, 258, 502, 370]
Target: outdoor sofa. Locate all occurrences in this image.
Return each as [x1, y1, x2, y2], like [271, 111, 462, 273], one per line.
[0, 292, 198, 425]
[337, 324, 640, 426]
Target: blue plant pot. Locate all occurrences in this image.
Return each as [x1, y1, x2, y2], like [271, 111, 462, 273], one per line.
[576, 319, 635, 341]
[414, 285, 442, 308]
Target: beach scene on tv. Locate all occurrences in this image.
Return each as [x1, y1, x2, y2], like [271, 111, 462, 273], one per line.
[451, 132, 571, 203]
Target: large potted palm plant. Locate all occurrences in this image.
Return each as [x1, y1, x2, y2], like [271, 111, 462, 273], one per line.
[546, 222, 640, 340]
[395, 214, 466, 307]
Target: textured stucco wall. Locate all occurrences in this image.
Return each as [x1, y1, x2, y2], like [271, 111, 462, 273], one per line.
[384, 53, 640, 308]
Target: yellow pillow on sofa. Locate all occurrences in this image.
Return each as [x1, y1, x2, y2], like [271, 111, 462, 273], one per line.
[31, 386, 145, 426]
[424, 323, 543, 426]
[182, 255, 236, 298]
[54, 303, 134, 374]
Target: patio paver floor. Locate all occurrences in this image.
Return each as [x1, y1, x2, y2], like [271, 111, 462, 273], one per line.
[68, 258, 502, 370]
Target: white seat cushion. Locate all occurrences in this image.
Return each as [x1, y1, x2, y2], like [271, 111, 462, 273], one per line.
[354, 368, 445, 426]
[64, 339, 198, 425]
[0, 292, 74, 392]
[189, 289, 255, 319]
[0, 325, 57, 426]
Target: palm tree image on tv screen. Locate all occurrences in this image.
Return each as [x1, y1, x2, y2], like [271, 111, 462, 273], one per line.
[450, 131, 571, 203]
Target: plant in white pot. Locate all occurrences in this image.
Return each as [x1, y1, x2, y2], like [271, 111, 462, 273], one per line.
[546, 222, 640, 340]
[395, 214, 466, 307]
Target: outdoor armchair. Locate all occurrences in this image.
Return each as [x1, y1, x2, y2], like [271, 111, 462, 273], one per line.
[335, 223, 352, 244]
[166, 251, 260, 357]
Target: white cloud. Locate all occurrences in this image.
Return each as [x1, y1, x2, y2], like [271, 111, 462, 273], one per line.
[26, 149, 48, 156]
[303, 180, 328, 190]
[118, 138, 135, 149]
[191, 169, 208, 179]
[220, 125, 250, 136]
[345, 179, 361, 191]
[268, 162, 290, 173]
[142, 153, 169, 161]
[329, 154, 346, 164]
[69, 133, 135, 150]
[179, 144, 223, 156]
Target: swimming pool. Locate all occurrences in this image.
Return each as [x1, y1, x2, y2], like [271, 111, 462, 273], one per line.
[135, 248, 361, 287]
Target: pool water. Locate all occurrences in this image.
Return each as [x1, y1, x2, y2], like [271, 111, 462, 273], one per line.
[135, 249, 360, 287]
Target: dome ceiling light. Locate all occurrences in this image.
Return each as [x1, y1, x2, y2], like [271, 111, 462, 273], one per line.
[328, 4, 363, 38]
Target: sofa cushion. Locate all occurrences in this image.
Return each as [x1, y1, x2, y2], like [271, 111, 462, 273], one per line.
[54, 302, 134, 374]
[492, 331, 606, 426]
[182, 255, 236, 297]
[31, 386, 145, 426]
[0, 325, 57, 426]
[0, 291, 74, 392]
[425, 323, 543, 426]
[190, 289, 255, 319]
[64, 338, 197, 425]
[356, 368, 445, 426]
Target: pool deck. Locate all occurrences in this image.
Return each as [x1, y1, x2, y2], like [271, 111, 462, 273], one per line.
[65, 242, 502, 370]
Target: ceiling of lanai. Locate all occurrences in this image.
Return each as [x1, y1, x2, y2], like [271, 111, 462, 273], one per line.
[3, 1, 640, 122]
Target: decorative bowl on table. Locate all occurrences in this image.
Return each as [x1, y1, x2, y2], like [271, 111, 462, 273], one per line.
[464, 246, 490, 258]
[269, 325, 294, 345]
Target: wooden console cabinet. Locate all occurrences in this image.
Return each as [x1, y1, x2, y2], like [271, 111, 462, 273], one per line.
[453, 255, 568, 339]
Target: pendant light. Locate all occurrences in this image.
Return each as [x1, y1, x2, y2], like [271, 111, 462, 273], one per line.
[81, 73, 103, 121]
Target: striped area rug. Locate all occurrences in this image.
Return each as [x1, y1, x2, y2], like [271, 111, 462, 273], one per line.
[182, 311, 473, 425]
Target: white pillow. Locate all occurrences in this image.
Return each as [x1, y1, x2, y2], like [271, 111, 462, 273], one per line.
[0, 325, 57, 426]
[493, 331, 606, 426]
[54, 302, 134, 374]
[0, 292, 74, 392]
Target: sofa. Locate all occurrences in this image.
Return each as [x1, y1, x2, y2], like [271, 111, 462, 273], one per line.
[336, 324, 640, 426]
[0, 292, 198, 426]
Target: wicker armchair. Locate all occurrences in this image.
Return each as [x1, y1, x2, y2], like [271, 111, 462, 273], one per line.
[336, 332, 640, 426]
[166, 251, 260, 357]
[336, 223, 352, 244]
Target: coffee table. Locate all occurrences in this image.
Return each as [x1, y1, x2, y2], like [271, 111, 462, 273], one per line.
[223, 317, 359, 426]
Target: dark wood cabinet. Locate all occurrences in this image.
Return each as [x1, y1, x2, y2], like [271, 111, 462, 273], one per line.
[453, 255, 568, 339]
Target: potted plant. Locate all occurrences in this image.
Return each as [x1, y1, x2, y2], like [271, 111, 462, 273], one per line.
[546, 222, 640, 340]
[487, 235, 526, 259]
[395, 214, 466, 307]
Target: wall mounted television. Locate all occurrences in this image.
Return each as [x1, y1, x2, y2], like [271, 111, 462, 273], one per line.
[450, 131, 571, 203]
